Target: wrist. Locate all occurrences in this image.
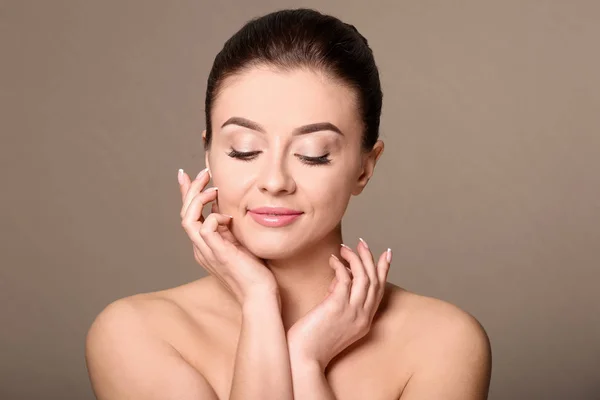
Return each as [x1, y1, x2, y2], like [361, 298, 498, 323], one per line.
[289, 353, 324, 374]
[242, 289, 281, 314]
[288, 342, 323, 371]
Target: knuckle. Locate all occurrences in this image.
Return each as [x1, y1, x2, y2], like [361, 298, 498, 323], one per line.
[355, 313, 370, 330]
[357, 324, 369, 337]
[203, 213, 214, 225]
[198, 227, 209, 238]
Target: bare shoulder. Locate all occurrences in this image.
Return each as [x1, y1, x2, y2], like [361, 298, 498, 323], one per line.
[85, 278, 220, 400]
[387, 284, 490, 342]
[384, 284, 492, 399]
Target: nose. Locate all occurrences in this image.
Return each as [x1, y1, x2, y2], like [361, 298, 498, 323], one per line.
[257, 150, 296, 195]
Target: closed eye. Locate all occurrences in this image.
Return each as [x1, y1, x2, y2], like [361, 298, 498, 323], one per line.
[226, 148, 331, 166]
[295, 153, 331, 166]
[226, 148, 260, 161]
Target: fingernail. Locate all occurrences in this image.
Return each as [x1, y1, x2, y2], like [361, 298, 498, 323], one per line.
[341, 243, 351, 250]
[224, 214, 233, 219]
[386, 248, 392, 263]
[196, 167, 209, 179]
[359, 237, 368, 249]
[331, 254, 340, 261]
[204, 187, 218, 192]
[178, 169, 184, 185]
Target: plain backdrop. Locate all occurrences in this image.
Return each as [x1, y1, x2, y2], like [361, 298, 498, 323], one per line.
[1, 1, 599, 399]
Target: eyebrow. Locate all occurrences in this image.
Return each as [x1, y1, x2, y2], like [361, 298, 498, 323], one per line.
[220, 116, 344, 136]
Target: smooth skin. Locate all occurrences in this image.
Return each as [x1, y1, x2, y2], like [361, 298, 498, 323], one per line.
[85, 66, 492, 399]
[180, 168, 393, 399]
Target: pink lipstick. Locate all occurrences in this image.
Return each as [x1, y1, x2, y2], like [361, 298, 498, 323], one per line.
[247, 207, 303, 227]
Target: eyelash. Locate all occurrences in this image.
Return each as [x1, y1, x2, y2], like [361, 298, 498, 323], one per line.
[226, 148, 331, 166]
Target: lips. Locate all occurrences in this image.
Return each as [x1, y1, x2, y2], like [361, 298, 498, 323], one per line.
[247, 207, 303, 215]
[247, 207, 304, 227]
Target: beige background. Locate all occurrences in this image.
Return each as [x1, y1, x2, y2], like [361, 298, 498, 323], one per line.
[1, 1, 599, 399]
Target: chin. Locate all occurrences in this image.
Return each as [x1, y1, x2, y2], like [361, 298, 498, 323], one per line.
[231, 224, 303, 260]
[240, 235, 300, 260]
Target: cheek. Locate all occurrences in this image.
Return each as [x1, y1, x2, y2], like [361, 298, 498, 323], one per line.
[304, 174, 354, 216]
[211, 173, 248, 211]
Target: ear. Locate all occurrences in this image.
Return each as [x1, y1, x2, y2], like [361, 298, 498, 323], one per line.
[352, 140, 384, 196]
[202, 129, 211, 173]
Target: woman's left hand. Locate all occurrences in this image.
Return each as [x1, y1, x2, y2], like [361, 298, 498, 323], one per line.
[286, 239, 392, 370]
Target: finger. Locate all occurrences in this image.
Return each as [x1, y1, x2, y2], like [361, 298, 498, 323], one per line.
[210, 201, 226, 229]
[180, 168, 210, 218]
[212, 197, 220, 214]
[181, 189, 219, 260]
[199, 213, 236, 265]
[377, 248, 392, 286]
[178, 168, 201, 200]
[357, 238, 379, 310]
[328, 254, 351, 303]
[178, 169, 189, 198]
[183, 219, 214, 261]
[181, 168, 210, 215]
[340, 244, 369, 308]
[182, 187, 218, 226]
[210, 203, 227, 234]
[364, 250, 391, 318]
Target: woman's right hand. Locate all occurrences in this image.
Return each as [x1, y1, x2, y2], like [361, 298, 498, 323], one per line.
[178, 167, 279, 307]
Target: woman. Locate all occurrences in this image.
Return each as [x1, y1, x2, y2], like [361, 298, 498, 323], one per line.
[85, 8, 492, 400]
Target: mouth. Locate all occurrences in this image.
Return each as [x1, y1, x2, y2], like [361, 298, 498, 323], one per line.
[247, 207, 304, 216]
[247, 207, 304, 227]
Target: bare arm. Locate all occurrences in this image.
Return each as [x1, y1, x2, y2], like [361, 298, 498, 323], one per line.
[229, 291, 294, 400]
[288, 355, 337, 399]
[283, 242, 393, 400]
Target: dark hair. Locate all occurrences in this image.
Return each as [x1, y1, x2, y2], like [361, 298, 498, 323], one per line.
[204, 8, 382, 150]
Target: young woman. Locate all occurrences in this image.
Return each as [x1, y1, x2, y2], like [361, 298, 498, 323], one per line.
[86, 8, 491, 400]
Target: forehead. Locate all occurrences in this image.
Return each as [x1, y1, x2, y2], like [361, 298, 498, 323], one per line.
[212, 66, 361, 134]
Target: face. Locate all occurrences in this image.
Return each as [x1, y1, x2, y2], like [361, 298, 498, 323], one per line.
[205, 66, 383, 259]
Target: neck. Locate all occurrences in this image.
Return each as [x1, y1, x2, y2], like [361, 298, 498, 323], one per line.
[265, 224, 343, 331]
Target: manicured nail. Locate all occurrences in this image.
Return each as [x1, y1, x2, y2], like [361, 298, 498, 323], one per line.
[224, 214, 233, 219]
[359, 237, 368, 249]
[177, 169, 184, 185]
[331, 254, 340, 261]
[386, 248, 392, 263]
[207, 168, 212, 179]
[204, 187, 218, 192]
[196, 167, 209, 179]
[341, 243, 351, 250]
